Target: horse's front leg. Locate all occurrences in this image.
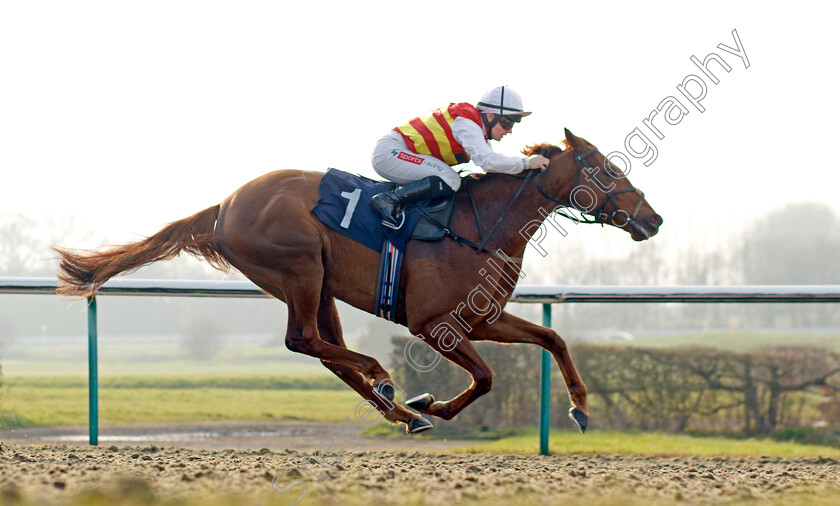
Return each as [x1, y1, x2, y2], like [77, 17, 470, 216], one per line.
[469, 310, 589, 432]
[403, 318, 495, 421]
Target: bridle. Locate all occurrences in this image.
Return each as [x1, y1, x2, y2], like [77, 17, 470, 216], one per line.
[534, 146, 651, 234]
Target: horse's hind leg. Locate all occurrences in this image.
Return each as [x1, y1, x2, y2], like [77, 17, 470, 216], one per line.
[315, 295, 429, 430]
[241, 250, 383, 380]
[219, 229, 430, 431]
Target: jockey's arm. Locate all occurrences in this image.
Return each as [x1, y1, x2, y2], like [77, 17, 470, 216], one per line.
[451, 117, 529, 174]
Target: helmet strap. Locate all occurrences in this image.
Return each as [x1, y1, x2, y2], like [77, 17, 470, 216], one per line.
[481, 113, 498, 139]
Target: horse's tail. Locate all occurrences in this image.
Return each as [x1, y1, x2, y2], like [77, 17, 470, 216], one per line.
[55, 205, 230, 297]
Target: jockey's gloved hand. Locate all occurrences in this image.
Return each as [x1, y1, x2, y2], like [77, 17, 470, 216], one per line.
[528, 155, 550, 171]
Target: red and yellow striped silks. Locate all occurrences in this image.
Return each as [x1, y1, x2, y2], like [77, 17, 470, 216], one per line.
[395, 103, 485, 166]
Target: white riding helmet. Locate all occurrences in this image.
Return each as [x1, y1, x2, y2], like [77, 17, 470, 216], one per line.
[476, 86, 532, 117]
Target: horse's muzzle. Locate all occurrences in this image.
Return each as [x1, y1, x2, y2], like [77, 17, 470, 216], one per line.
[630, 214, 663, 241]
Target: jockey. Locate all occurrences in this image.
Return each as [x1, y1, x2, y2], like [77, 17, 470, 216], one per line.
[370, 86, 551, 228]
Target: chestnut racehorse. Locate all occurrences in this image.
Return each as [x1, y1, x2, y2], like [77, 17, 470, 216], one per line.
[56, 128, 662, 434]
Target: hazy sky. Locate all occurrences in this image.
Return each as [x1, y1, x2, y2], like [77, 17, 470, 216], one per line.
[2, 1, 838, 266]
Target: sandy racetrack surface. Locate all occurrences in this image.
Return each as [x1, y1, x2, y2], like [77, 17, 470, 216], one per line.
[2, 442, 840, 505]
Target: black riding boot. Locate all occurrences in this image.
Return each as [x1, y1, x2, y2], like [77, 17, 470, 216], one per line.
[371, 176, 454, 228]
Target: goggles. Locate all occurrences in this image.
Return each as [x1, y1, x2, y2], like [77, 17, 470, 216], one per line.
[498, 115, 522, 130]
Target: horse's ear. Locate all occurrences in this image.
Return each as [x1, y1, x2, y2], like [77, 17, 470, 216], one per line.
[564, 128, 579, 149]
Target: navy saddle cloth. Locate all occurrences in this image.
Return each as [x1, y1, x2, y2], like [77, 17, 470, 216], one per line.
[311, 168, 454, 252]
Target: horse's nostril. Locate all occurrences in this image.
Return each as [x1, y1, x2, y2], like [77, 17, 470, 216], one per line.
[649, 215, 663, 227]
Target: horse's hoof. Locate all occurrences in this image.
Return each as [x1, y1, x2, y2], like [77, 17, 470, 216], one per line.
[569, 408, 588, 433]
[406, 416, 434, 434]
[406, 393, 435, 411]
[374, 382, 395, 402]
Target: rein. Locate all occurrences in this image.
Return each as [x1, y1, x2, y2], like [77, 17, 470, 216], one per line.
[474, 170, 534, 254]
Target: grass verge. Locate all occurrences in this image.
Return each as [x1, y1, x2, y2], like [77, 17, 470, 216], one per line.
[0, 375, 358, 428]
[452, 428, 840, 457]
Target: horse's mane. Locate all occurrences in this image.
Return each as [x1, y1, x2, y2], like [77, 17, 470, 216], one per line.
[521, 140, 569, 157]
[460, 140, 569, 189]
[460, 171, 503, 189]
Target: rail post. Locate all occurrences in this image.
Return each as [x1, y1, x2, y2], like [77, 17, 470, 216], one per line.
[539, 303, 551, 455]
[87, 296, 99, 446]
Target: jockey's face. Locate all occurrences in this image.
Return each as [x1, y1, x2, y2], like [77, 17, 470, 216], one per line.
[487, 114, 513, 141]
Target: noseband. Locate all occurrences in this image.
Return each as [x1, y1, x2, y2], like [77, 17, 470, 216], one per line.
[535, 147, 650, 231]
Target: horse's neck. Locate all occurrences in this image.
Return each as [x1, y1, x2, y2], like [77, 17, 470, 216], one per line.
[465, 175, 554, 257]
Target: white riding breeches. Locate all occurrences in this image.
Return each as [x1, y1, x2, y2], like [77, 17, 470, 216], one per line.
[371, 130, 462, 191]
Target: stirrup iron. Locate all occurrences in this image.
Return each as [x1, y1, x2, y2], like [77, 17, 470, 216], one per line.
[381, 210, 405, 230]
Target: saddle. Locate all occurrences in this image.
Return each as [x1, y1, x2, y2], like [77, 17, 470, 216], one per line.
[311, 168, 455, 252]
[311, 169, 457, 323]
[410, 195, 457, 241]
